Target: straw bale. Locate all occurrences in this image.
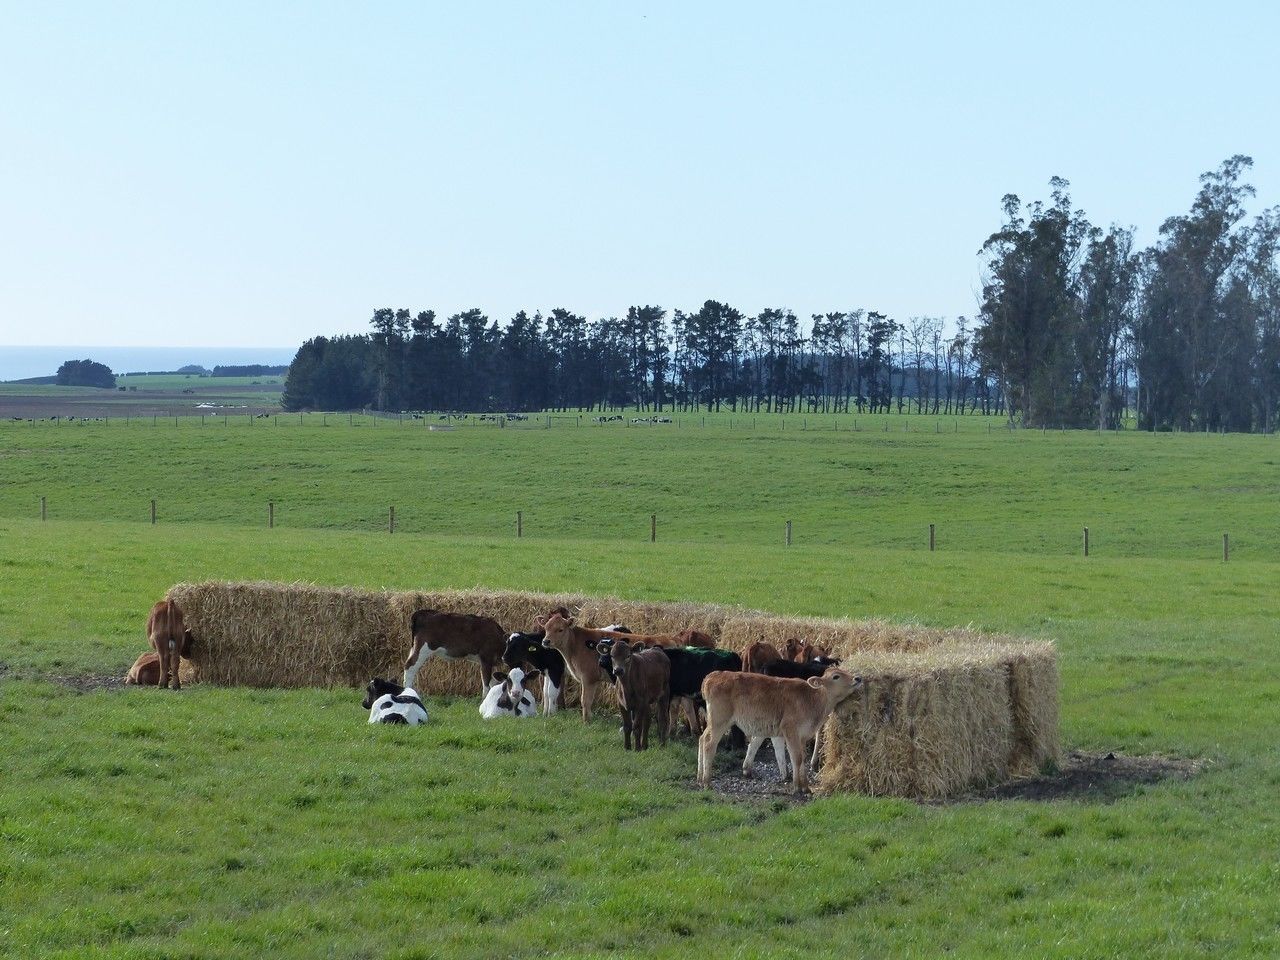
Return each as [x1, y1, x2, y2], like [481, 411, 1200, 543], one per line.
[720, 614, 947, 657]
[1005, 642, 1061, 774]
[168, 581, 391, 688]
[575, 598, 734, 638]
[817, 646, 1014, 798]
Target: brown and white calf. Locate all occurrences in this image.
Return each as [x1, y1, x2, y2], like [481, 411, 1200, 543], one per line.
[403, 609, 508, 695]
[697, 669, 863, 792]
[146, 599, 190, 690]
[602, 640, 671, 751]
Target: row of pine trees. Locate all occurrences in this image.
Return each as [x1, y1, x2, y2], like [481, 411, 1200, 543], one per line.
[282, 156, 1280, 431]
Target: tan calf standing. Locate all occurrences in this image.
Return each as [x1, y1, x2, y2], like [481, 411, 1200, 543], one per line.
[697, 669, 863, 792]
[146, 599, 189, 690]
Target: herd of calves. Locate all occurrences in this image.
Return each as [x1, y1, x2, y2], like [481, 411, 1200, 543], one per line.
[132, 600, 863, 792]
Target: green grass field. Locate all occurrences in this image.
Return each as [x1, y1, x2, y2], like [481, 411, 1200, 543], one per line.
[1, 420, 1278, 958]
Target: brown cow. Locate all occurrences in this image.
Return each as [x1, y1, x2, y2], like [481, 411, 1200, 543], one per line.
[742, 641, 784, 673]
[403, 609, 507, 695]
[602, 640, 671, 751]
[124, 651, 161, 686]
[697, 669, 863, 792]
[146, 599, 189, 690]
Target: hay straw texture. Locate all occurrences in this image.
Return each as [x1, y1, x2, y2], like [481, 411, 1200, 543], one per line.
[166, 581, 1059, 797]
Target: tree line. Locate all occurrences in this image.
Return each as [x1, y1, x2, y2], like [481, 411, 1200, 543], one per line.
[282, 305, 993, 417]
[282, 156, 1280, 431]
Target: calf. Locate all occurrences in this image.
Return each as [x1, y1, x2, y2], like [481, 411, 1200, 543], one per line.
[124, 651, 161, 686]
[602, 640, 670, 750]
[697, 669, 863, 792]
[672, 628, 716, 649]
[762, 656, 842, 680]
[539, 613, 659, 721]
[661, 646, 743, 736]
[145, 599, 189, 690]
[478, 667, 540, 718]
[362, 677, 429, 726]
[503, 631, 567, 714]
[403, 609, 507, 695]
[742, 641, 784, 674]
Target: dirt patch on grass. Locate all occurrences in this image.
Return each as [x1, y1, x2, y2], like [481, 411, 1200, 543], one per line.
[965, 750, 1207, 803]
[698, 746, 816, 806]
[47, 673, 130, 693]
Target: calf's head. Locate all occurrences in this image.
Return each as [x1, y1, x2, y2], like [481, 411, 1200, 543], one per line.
[538, 613, 576, 654]
[362, 677, 406, 709]
[807, 669, 864, 704]
[504, 631, 546, 669]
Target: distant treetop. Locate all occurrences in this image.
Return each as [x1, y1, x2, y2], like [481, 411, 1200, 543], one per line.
[55, 359, 115, 389]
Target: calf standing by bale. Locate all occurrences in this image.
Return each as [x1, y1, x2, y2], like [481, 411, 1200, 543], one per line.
[697, 670, 863, 792]
[146, 599, 191, 690]
[602, 640, 671, 751]
[403, 609, 508, 695]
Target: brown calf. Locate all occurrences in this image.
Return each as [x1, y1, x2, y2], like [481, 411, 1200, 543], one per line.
[404, 609, 507, 695]
[605, 640, 671, 751]
[742, 641, 784, 673]
[697, 669, 863, 792]
[537, 613, 613, 720]
[146, 599, 188, 690]
[124, 651, 161, 686]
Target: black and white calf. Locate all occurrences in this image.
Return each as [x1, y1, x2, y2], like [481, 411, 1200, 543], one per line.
[503, 631, 567, 715]
[362, 677, 428, 726]
[479, 667, 539, 718]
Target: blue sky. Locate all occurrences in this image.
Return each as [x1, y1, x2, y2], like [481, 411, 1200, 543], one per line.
[1, 0, 1277, 348]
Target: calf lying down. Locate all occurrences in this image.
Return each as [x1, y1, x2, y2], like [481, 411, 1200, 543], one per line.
[479, 667, 539, 718]
[363, 677, 429, 726]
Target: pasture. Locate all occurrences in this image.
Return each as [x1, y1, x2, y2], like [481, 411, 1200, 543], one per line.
[1, 419, 1278, 958]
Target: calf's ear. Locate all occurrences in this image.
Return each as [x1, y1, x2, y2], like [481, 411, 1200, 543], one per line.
[806, 676, 823, 689]
[534, 615, 547, 627]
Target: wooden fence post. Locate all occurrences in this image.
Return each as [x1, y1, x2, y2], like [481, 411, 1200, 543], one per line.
[269, 501, 274, 529]
[150, 499, 156, 525]
[1223, 533, 1229, 562]
[517, 510, 522, 538]
[40, 495, 46, 522]
[786, 520, 792, 546]
[1083, 526, 1089, 557]
[389, 506, 395, 534]
[650, 514, 656, 543]
[929, 523, 935, 552]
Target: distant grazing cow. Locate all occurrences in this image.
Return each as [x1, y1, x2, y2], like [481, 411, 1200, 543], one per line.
[599, 640, 670, 750]
[742, 641, 784, 674]
[403, 609, 508, 694]
[698, 670, 863, 792]
[146, 599, 190, 690]
[478, 667, 540, 718]
[124, 651, 161, 686]
[362, 677, 428, 725]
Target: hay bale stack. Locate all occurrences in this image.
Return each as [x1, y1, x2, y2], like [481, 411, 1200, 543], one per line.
[817, 645, 1015, 798]
[576, 598, 734, 639]
[168, 581, 391, 688]
[719, 614, 946, 656]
